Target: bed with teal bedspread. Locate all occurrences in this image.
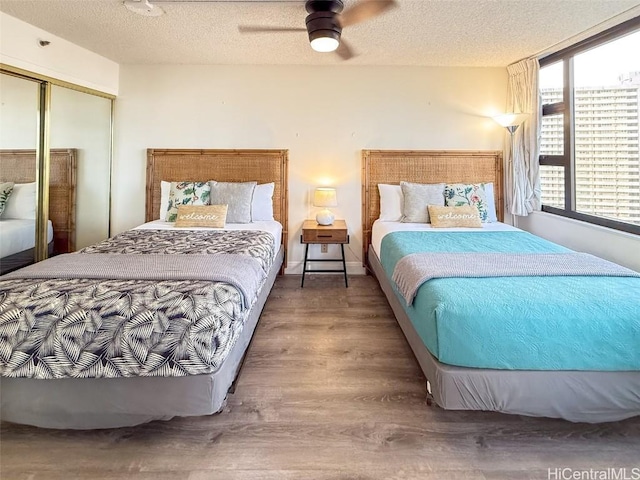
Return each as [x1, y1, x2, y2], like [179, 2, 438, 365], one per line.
[380, 230, 640, 371]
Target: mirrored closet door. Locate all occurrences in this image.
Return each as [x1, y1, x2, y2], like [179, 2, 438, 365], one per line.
[0, 67, 114, 273]
[0, 72, 41, 273]
[51, 85, 112, 249]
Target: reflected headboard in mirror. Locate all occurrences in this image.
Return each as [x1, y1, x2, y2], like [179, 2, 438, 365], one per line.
[146, 149, 289, 268]
[361, 149, 504, 266]
[0, 148, 77, 254]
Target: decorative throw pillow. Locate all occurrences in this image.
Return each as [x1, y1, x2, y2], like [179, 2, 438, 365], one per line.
[2, 182, 37, 219]
[378, 184, 403, 221]
[165, 181, 211, 222]
[428, 205, 482, 228]
[0, 182, 15, 216]
[209, 181, 256, 223]
[252, 182, 275, 221]
[174, 205, 228, 228]
[400, 181, 445, 223]
[444, 183, 496, 223]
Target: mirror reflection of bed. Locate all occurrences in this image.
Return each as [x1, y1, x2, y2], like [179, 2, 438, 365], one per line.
[0, 149, 76, 274]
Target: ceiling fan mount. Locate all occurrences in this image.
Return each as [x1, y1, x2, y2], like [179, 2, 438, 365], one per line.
[305, 0, 344, 14]
[238, 0, 397, 61]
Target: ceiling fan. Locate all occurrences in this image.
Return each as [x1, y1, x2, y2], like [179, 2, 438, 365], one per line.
[238, 0, 397, 60]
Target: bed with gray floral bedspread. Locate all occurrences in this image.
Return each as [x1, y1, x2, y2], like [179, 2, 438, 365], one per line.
[0, 229, 275, 380]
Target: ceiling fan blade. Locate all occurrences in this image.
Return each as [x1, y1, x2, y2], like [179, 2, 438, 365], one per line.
[338, 0, 397, 28]
[238, 26, 307, 33]
[335, 38, 355, 61]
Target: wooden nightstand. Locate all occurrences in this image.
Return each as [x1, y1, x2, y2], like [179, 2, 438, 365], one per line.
[300, 219, 349, 288]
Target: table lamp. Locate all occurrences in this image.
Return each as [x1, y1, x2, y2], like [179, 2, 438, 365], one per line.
[313, 187, 337, 225]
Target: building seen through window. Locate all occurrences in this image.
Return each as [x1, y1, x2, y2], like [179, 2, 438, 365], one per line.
[539, 27, 640, 231]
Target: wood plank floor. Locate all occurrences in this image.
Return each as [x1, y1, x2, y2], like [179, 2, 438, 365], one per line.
[1, 275, 639, 480]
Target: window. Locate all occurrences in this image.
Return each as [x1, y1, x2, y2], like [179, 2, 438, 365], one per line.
[539, 18, 640, 235]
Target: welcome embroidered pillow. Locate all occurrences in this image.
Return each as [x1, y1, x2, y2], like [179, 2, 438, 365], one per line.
[428, 205, 482, 228]
[175, 205, 228, 228]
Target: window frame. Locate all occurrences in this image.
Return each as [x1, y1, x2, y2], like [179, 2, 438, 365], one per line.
[538, 16, 640, 235]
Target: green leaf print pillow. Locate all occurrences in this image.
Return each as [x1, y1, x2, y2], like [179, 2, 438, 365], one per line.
[165, 181, 211, 222]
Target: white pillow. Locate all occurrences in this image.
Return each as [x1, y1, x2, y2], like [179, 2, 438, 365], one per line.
[252, 182, 275, 221]
[484, 182, 498, 223]
[159, 181, 170, 220]
[377, 184, 404, 221]
[0, 182, 14, 216]
[3, 182, 36, 219]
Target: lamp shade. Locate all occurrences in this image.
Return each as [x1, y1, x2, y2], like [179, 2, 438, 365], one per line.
[313, 187, 338, 207]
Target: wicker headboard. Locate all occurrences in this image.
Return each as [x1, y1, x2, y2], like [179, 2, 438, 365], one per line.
[146, 148, 289, 264]
[362, 150, 504, 265]
[0, 149, 77, 253]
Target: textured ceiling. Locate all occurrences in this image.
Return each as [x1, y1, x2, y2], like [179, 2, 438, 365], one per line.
[1, 0, 639, 66]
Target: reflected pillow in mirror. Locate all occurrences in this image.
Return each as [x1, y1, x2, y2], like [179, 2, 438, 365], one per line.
[2, 182, 35, 219]
[0, 182, 15, 216]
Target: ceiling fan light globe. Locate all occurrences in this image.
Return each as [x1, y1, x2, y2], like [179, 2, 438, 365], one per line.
[310, 36, 340, 52]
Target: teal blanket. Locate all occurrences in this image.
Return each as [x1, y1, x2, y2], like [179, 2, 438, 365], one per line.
[380, 230, 640, 371]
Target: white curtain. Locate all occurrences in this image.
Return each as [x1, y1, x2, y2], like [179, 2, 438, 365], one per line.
[505, 58, 541, 216]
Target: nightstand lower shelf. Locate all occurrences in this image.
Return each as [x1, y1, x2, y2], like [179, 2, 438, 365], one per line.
[301, 243, 348, 288]
[300, 219, 349, 288]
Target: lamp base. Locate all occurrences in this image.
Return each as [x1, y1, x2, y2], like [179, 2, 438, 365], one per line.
[316, 209, 335, 226]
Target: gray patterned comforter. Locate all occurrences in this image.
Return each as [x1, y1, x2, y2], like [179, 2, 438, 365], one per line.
[0, 229, 276, 379]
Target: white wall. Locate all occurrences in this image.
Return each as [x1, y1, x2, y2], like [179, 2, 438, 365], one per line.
[516, 212, 640, 272]
[114, 65, 507, 273]
[0, 12, 119, 95]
